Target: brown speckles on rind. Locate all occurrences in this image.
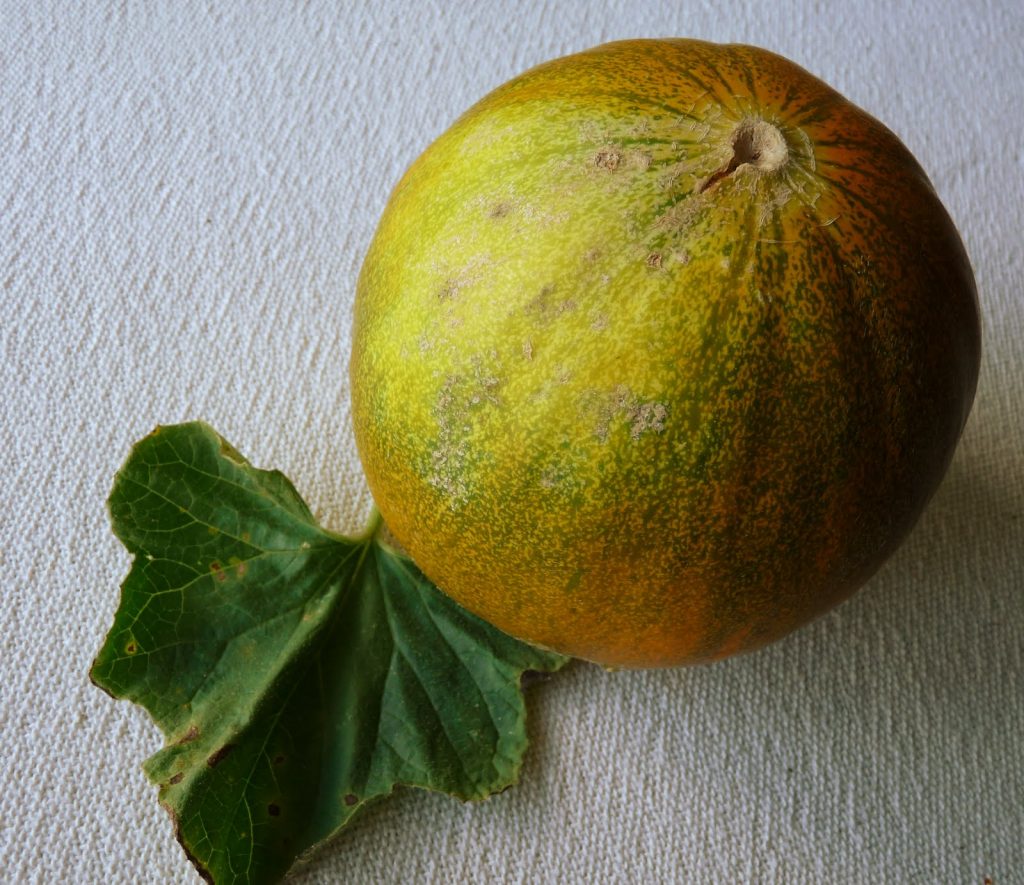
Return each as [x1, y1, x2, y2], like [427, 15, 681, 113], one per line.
[594, 147, 623, 170]
[433, 254, 492, 302]
[524, 285, 578, 326]
[629, 401, 669, 439]
[586, 385, 669, 442]
[631, 150, 653, 170]
[539, 468, 559, 489]
[429, 359, 505, 508]
[428, 376, 471, 507]
[437, 278, 460, 300]
[653, 196, 705, 235]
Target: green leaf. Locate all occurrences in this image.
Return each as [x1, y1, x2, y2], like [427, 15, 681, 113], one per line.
[91, 422, 567, 884]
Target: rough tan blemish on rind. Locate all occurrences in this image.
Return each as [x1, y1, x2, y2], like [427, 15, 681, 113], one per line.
[655, 196, 704, 234]
[429, 376, 471, 506]
[630, 150, 653, 170]
[586, 385, 669, 442]
[429, 361, 504, 508]
[628, 401, 668, 439]
[594, 147, 623, 170]
[540, 467, 559, 489]
[578, 119, 606, 144]
[525, 285, 578, 325]
[434, 254, 492, 301]
[468, 366, 500, 405]
[437, 278, 460, 300]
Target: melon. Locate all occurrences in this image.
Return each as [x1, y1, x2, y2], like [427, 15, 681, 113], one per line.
[349, 39, 980, 668]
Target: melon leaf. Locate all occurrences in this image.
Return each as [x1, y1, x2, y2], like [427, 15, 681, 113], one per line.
[90, 422, 567, 885]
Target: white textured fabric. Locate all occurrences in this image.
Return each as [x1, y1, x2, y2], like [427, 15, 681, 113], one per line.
[2, 1, 1021, 882]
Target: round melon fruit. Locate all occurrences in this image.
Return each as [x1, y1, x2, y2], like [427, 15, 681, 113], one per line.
[349, 39, 981, 668]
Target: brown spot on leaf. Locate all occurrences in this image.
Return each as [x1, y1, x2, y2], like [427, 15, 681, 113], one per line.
[124, 642, 137, 655]
[267, 803, 280, 817]
[646, 252, 663, 269]
[176, 725, 200, 745]
[273, 753, 287, 766]
[210, 561, 227, 582]
[168, 772, 184, 785]
[207, 744, 235, 768]
[344, 793, 359, 807]
[489, 202, 512, 218]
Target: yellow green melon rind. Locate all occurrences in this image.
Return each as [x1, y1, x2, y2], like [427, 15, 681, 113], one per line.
[350, 39, 980, 667]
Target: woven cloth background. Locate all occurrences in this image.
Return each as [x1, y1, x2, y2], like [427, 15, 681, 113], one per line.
[2, 1, 1021, 882]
